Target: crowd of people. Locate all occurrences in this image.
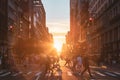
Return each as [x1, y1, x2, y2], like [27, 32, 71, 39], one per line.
[63, 54, 92, 77]
[60, 46, 93, 78]
[43, 52, 93, 79]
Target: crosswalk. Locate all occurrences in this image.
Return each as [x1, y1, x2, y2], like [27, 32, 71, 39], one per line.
[11, 71, 22, 76]
[66, 70, 120, 78]
[0, 69, 42, 78]
[0, 70, 11, 77]
[0, 69, 120, 79]
[92, 70, 120, 79]
[69, 70, 120, 79]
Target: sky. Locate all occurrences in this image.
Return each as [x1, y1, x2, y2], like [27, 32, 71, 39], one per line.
[42, 0, 70, 46]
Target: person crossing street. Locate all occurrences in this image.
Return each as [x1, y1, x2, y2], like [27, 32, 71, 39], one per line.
[81, 55, 92, 77]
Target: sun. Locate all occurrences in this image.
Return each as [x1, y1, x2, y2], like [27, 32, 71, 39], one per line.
[54, 40, 62, 53]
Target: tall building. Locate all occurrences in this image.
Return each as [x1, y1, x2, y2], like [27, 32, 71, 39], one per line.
[89, 0, 120, 64]
[32, 0, 47, 40]
[0, 0, 31, 69]
[0, 0, 8, 68]
[70, 0, 78, 44]
[30, 0, 53, 52]
[77, 0, 89, 50]
[0, 0, 53, 68]
[0, 0, 8, 52]
[68, 0, 89, 51]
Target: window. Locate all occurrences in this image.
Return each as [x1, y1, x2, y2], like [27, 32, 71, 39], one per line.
[118, 25, 120, 40]
[115, 28, 118, 41]
[33, 0, 40, 6]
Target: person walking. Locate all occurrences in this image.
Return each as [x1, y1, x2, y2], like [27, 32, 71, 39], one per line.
[76, 55, 83, 73]
[81, 55, 92, 77]
[64, 57, 70, 66]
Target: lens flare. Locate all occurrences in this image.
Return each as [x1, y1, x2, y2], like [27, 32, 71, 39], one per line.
[54, 39, 62, 53]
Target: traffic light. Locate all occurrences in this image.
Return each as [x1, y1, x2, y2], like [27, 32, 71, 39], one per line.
[8, 26, 14, 32]
[89, 17, 93, 26]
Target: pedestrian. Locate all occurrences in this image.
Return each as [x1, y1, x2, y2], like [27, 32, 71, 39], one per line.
[77, 55, 82, 66]
[81, 55, 92, 77]
[64, 57, 70, 66]
[76, 54, 83, 73]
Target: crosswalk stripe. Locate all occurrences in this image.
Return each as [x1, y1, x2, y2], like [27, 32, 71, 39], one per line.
[86, 72, 94, 75]
[105, 72, 117, 77]
[0, 72, 11, 77]
[11, 72, 22, 76]
[36, 75, 40, 80]
[95, 71, 106, 76]
[27, 71, 32, 75]
[35, 72, 42, 76]
[113, 72, 120, 75]
[0, 70, 6, 74]
[12, 73, 19, 76]
[35, 72, 42, 80]
[67, 71, 72, 76]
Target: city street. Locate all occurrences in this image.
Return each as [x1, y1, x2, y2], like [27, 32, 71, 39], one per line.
[0, 0, 120, 80]
[0, 60, 120, 80]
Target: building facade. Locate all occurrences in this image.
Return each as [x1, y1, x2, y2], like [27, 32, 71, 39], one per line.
[70, 0, 78, 44]
[0, 0, 8, 68]
[77, 0, 89, 52]
[30, 0, 53, 53]
[0, 0, 53, 68]
[68, 0, 89, 53]
[89, 0, 120, 64]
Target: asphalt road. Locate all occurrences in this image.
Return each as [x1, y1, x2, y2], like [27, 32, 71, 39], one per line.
[0, 60, 120, 80]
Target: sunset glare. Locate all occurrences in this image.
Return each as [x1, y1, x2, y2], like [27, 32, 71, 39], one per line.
[54, 39, 63, 53]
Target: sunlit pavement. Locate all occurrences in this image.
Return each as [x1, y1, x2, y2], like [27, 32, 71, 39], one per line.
[59, 60, 120, 80]
[59, 60, 78, 80]
[0, 60, 120, 80]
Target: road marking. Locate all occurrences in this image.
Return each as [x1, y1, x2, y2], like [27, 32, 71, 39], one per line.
[114, 72, 120, 75]
[105, 72, 117, 77]
[36, 75, 40, 80]
[86, 72, 94, 76]
[12, 71, 22, 76]
[95, 71, 106, 76]
[35, 72, 42, 76]
[0, 72, 11, 77]
[45, 73, 51, 77]
[12, 73, 19, 76]
[67, 71, 72, 76]
[0, 70, 6, 74]
[27, 71, 32, 75]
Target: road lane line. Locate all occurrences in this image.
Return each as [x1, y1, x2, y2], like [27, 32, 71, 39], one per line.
[0, 72, 11, 77]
